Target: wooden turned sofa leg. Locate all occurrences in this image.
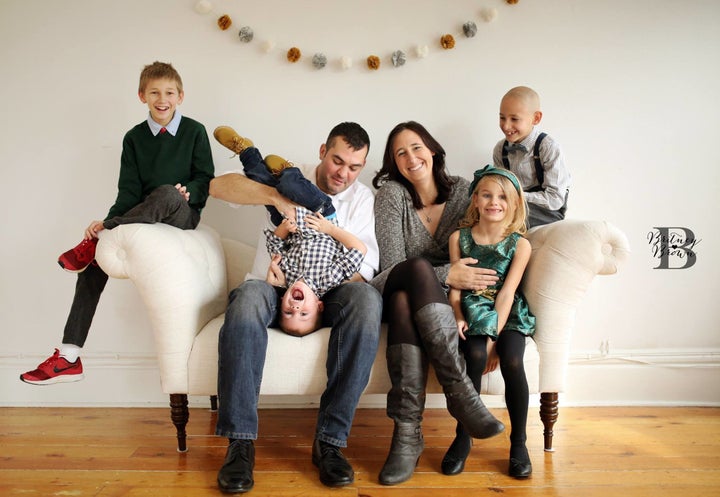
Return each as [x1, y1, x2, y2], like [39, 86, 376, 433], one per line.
[540, 392, 559, 452]
[169, 393, 189, 452]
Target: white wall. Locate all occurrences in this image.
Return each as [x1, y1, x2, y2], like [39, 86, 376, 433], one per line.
[1, 0, 718, 407]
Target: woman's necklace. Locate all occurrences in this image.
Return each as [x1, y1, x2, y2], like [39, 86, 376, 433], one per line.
[420, 205, 432, 223]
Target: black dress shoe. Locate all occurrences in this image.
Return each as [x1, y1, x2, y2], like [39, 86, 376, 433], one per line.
[312, 439, 354, 487]
[441, 434, 472, 476]
[508, 456, 532, 479]
[217, 439, 255, 493]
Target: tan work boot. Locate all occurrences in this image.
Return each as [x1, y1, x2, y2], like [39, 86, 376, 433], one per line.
[213, 126, 254, 155]
[264, 154, 293, 176]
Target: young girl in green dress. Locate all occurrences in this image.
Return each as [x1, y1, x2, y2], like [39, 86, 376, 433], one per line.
[444, 165, 536, 479]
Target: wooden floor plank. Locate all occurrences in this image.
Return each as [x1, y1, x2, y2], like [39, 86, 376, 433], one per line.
[1, 406, 719, 496]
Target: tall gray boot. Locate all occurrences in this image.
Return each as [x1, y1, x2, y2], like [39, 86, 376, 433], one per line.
[379, 344, 427, 486]
[414, 302, 504, 439]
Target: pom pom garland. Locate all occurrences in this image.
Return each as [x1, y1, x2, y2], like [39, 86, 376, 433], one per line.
[238, 26, 254, 43]
[391, 50, 407, 67]
[217, 14, 232, 31]
[480, 8, 498, 22]
[440, 34, 455, 49]
[194, 1, 212, 15]
[366, 55, 381, 70]
[198, 4, 527, 73]
[287, 47, 301, 63]
[312, 53, 327, 69]
[463, 21, 478, 38]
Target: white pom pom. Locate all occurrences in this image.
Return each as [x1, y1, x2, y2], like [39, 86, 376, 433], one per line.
[341, 56, 353, 70]
[194, 0, 212, 14]
[262, 40, 275, 53]
[480, 8, 498, 23]
[415, 45, 429, 58]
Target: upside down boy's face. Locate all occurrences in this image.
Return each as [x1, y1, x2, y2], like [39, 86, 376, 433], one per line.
[138, 77, 184, 127]
[279, 279, 324, 337]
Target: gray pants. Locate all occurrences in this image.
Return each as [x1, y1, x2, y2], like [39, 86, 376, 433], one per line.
[62, 185, 200, 347]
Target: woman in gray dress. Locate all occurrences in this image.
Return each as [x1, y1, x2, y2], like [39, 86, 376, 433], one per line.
[371, 121, 504, 485]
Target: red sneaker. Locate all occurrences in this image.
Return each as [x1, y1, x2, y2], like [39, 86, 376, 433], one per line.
[58, 238, 98, 272]
[20, 349, 85, 385]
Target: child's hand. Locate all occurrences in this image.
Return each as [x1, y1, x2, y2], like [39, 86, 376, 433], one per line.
[457, 320, 468, 340]
[84, 220, 105, 240]
[265, 254, 286, 287]
[483, 340, 499, 374]
[274, 218, 297, 239]
[305, 212, 333, 235]
[175, 183, 190, 202]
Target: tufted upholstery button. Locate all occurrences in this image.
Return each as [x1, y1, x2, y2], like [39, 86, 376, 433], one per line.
[601, 243, 613, 255]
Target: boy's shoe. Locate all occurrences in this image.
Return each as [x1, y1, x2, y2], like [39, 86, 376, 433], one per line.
[58, 238, 98, 273]
[20, 349, 85, 385]
[213, 126, 254, 155]
[264, 154, 294, 176]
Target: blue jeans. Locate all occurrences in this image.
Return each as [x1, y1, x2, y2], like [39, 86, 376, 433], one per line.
[215, 279, 382, 446]
[239, 147, 335, 225]
[62, 185, 200, 347]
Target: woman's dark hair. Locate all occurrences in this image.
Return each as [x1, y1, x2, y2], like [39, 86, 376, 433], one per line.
[372, 121, 454, 209]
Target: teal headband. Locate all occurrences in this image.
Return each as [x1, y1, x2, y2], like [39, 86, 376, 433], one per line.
[469, 165, 521, 197]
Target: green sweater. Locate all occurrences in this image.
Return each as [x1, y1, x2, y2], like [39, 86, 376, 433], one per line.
[105, 116, 215, 220]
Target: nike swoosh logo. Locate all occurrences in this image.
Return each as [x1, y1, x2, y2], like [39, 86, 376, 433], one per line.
[53, 364, 77, 374]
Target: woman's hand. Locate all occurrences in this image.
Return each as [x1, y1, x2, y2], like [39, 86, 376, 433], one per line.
[174, 183, 190, 202]
[446, 257, 499, 291]
[457, 319, 469, 341]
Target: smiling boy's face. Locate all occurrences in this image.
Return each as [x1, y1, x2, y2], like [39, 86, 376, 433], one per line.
[279, 279, 324, 336]
[139, 77, 184, 127]
[498, 94, 542, 144]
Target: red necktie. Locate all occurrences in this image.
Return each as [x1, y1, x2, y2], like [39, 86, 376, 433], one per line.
[160, 127, 167, 134]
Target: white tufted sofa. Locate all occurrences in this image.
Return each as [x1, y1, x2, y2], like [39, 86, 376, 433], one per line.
[95, 219, 630, 452]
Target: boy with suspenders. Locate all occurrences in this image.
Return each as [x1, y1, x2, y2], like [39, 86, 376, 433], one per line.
[492, 86, 571, 228]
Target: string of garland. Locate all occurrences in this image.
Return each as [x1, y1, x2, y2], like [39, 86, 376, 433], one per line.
[194, 1, 520, 72]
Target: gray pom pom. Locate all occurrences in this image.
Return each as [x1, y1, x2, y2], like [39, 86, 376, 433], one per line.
[391, 50, 406, 67]
[312, 53, 327, 69]
[463, 21, 477, 38]
[238, 26, 254, 43]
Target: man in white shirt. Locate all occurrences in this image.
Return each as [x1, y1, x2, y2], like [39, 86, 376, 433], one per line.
[209, 122, 381, 493]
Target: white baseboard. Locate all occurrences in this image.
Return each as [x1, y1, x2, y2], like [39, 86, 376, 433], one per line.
[2, 348, 719, 408]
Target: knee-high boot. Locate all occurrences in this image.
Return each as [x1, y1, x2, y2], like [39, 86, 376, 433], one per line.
[379, 343, 427, 485]
[414, 302, 504, 439]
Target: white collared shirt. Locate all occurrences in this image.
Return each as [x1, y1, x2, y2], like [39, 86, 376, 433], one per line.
[249, 163, 379, 282]
[147, 111, 182, 136]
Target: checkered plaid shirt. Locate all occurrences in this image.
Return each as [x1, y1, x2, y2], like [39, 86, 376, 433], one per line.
[264, 206, 364, 298]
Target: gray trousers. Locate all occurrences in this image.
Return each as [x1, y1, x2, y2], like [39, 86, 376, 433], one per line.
[62, 185, 200, 347]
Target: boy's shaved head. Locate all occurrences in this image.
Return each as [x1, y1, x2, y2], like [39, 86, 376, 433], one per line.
[502, 86, 540, 111]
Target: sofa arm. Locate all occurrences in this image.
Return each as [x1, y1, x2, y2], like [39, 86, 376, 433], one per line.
[95, 223, 228, 394]
[523, 220, 630, 393]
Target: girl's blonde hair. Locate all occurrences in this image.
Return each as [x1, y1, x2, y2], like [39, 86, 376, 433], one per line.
[460, 174, 528, 235]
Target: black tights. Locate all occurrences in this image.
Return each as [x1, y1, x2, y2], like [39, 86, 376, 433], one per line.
[382, 257, 448, 347]
[461, 331, 529, 449]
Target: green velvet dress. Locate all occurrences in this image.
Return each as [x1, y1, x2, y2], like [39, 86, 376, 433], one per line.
[458, 228, 535, 339]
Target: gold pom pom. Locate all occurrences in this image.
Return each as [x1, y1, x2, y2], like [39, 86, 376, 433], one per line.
[217, 15, 232, 31]
[366, 55, 381, 70]
[506, 0, 519, 4]
[440, 34, 455, 49]
[287, 47, 301, 63]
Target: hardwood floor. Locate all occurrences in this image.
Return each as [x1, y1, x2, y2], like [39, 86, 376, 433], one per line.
[1, 405, 719, 496]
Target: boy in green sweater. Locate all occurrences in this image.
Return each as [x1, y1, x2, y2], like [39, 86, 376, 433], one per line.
[20, 61, 214, 385]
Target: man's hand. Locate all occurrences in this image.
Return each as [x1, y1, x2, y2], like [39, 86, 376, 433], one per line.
[446, 257, 499, 291]
[265, 254, 286, 287]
